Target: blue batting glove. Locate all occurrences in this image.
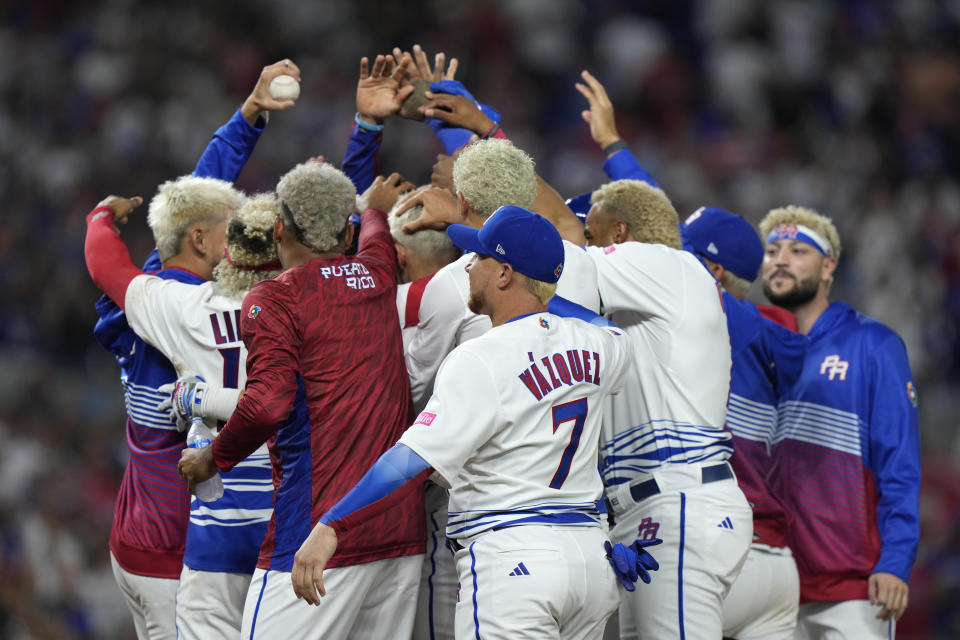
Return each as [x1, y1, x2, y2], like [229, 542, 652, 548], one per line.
[631, 537, 662, 584]
[604, 540, 639, 591]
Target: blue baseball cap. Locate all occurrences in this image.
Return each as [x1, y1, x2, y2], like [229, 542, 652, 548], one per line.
[447, 205, 565, 283]
[680, 207, 763, 281]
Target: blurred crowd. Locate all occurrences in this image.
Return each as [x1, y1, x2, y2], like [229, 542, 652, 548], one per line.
[1, 0, 959, 637]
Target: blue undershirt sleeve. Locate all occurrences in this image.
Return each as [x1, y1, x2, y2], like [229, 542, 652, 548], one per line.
[320, 444, 432, 529]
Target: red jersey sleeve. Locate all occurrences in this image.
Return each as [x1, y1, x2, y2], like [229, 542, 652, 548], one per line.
[84, 206, 144, 310]
[211, 281, 302, 471]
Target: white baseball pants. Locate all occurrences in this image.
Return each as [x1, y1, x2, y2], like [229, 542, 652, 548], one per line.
[110, 552, 179, 640]
[722, 543, 800, 639]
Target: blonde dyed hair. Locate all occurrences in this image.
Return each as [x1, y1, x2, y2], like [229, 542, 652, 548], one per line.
[720, 271, 753, 298]
[148, 175, 245, 260]
[453, 139, 536, 219]
[276, 162, 356, 252]
[591, 180, 681, 249]
[759, 205, 842, 261]
[520, 273, 557, 305]
[214, 193, 283, 299]
[388, 199, 458, 261]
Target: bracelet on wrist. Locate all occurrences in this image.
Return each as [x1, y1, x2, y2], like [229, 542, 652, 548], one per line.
[481, 121, 500, 139]
[354, 112, 384, 132]
[602, 139, 629, 156]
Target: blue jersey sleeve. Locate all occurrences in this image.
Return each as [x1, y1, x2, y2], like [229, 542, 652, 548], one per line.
[320, 444, 432, 532]
[602, 148, 658, 187]
[193, 108, 266, 180]
[342, 124, 383, 194]
[867, 333, 921, 582]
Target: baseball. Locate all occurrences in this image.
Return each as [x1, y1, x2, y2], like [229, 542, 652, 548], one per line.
[269, 74, 300, 101]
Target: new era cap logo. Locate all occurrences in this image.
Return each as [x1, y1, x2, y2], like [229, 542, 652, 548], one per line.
[496, 243, 506, 255]
[707, 241, 719, 255]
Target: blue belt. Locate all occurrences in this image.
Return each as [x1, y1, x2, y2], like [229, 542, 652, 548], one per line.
[629, 462, 733, 503]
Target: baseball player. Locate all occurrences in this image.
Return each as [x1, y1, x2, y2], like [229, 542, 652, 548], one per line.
[178, 162, 424, 640]
[569, 74, 753, 639]
[90, 59, 298, 639]
[680, 206, 807, 639]
[760, 206, 921, 639]
[292, 205, 659, 640]
[85, 193, 283, 638]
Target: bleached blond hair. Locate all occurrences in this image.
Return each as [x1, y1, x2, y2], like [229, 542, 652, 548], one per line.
[591, 180, 681, 249]
[147, 175, 245, 260]
[519, 273, 557, 305]
[720, 271, 753, 298]
[453, 139, 536, 219]
[276, 162, 356, 252]
[759, 205, 842, 261]
[388, 200, 458, 261]
[214, 193, 283, 299]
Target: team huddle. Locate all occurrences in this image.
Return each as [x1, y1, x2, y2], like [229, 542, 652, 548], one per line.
[83, 48, 921, 640]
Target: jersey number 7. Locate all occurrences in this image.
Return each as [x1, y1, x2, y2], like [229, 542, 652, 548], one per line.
[550, 398, 588, 489]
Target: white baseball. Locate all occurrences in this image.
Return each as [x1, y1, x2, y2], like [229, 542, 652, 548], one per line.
[269, 74, 300, 101]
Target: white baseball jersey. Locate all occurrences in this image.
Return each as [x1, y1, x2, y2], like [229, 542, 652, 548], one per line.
[584, 242, 733, 486]
[124, 274, 273, 635]
[397, 241, 601, 411]
[399, 312, 632, 540]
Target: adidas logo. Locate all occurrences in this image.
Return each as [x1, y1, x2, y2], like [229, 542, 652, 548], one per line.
[508, 562, 530, 577]
[717, 517, 734, 530]
[707, 241, 719, 255]
[496, 243, 506, 255]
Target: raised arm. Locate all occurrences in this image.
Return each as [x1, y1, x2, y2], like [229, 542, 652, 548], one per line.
[342, 54, 413, 192]
[84, 195, 147, 309]
[575, 70, 658, 186]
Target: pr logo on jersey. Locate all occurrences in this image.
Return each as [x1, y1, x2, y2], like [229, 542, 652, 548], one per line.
[414, 411, 436, 426]
[907, 381, 918, 408]
[539, 317, 550, 330]
[819, 354, 849, 381]
[247, 304, 261, 319]
[637, 517, 660, 541]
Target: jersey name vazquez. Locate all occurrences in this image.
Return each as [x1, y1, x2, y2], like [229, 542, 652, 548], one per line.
[519, 348, 601, 401]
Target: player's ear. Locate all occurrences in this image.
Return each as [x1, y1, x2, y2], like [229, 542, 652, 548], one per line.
[185, 226, 205, 256]
[497, 262, 514, 290]
[821, 255, 837, 284]
[343, 222, 356, 250]
[614, 220, 629, 244]
[394, 242, 407, 268]
[273, 216, 283, 244]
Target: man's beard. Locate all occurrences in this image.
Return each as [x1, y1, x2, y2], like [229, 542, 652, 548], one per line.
[763, 272, 819, 309]
[467, 290, 484, 315]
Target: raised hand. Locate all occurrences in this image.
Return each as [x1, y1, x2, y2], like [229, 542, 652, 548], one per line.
[393, 45, 459, 120]
[241, 59, 302, 125]
[574, 70, 622, 151]
[356, 54, 414, 125]
[419, 92, 493, 135]
[94, 195, 143, 233]
[359, 173, 416, 214]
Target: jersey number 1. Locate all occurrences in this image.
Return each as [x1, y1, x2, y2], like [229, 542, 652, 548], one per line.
[550, 398, 588, 489]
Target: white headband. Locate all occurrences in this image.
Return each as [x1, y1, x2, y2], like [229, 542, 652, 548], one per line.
[766, 223, 834, 257]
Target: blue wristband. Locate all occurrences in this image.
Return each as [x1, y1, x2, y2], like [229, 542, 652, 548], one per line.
[354, 112, 385, 132]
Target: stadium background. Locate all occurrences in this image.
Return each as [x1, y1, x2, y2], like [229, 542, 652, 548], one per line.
[1, 0, 958, 637]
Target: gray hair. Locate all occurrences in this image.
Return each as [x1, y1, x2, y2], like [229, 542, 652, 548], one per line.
[214, 193, 282, 299]
[147, 175, 245, 260]
[388, 200, 457, 260]
[453, 139, 536, 219]
[276, 162, 356, 252]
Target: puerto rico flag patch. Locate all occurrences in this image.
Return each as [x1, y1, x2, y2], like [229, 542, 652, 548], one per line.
[414, 411, 437, 426]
